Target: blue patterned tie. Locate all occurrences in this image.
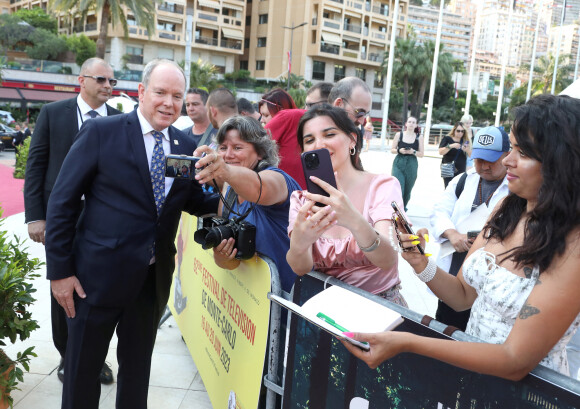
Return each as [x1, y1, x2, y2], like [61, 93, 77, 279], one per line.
[87, 110, 98, 119]
[150, 131, 166, 215]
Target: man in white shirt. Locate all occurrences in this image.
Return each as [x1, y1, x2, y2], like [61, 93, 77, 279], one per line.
[430, 126, 511, 331]
[24, 57, 121, 384]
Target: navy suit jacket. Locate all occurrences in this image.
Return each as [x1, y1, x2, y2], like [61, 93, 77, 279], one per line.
[45, 110, 218, 308]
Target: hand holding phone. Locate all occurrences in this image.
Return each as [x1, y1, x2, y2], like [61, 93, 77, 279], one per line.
[301, 148, 337, 207]
[391, 201, 425, 255]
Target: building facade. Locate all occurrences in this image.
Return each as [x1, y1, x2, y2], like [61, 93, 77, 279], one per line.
[407, 3, 472, 67]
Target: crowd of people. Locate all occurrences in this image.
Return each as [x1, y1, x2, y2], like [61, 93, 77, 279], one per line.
[17, 56, 580, 408]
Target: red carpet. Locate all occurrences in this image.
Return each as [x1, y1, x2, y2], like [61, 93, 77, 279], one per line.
[0, 164, 25, 217]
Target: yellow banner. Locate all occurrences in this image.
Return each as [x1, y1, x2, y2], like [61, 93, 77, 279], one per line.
[169, 214, 271, 409]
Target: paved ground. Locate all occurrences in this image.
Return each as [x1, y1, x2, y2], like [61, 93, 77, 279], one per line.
[0, 138, 445, 408]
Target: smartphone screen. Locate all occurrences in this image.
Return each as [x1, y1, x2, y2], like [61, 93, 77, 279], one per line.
[301, 148, 337, 206]
[165, 154, 201, 179]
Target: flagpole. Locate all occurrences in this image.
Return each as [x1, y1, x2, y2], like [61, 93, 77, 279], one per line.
[424, 0, 445, 145]
[465, 0, 483, 116]
[380, 0, 400, 150]
[495, 0, 514, 127]
[552, 0, 567, 94]
[526, 0, 543, 102]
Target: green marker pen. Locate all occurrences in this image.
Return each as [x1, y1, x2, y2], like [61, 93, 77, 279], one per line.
[316, 312, 350, 333]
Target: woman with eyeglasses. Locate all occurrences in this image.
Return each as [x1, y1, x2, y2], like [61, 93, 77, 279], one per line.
[258, 88, 297, 126]
[287, 105, 407, 306]
[439, 122, 472, 188]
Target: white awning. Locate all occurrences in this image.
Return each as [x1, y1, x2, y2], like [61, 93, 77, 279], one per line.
[222, 2, 243, 12]
[196, 22, 218, 30]
[221, 27, 244, 40]
[198, 0, 221, 9]
[321, 32, 342, 46]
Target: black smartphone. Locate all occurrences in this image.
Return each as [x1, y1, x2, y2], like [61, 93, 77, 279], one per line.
[301, 148, 337, 207]
[165, 154, 202, 179]
[391, 201, 425, 255]
[467, 230, 480, 240]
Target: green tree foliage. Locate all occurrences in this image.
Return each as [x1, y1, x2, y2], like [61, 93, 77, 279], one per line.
[288, 88, 306, 108]
[184, 59, 219, 92]
[13, 7, 57, 34]
[384, 37, 417, 123]
[13, 137, 31, 179]
[25, 29, 68, 60]
[66, 34, 96, 66]
[0, 14, 35, 52]
[50, 0, 160, 59]
[522, 53, 574, 94]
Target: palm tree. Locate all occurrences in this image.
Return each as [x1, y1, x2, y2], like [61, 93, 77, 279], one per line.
[524, 54, 574, 94]
[409, 41, 453, 119]
[186, 59, 218, 92]
[50, 0, 159, 59]
[383, 37, 419, 122]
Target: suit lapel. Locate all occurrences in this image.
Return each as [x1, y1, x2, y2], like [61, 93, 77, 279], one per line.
[65, 99, 80, 145]
[126, 111, 158, 215]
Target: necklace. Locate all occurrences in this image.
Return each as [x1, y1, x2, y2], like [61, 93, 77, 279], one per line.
[477, 178, 498, 207]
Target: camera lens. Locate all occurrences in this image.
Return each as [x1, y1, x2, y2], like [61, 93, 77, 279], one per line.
[305, 153, 319, 169]
[203, 225, 236, 249]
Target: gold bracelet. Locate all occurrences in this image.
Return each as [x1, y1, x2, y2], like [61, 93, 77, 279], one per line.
[358, 230, 380, 252]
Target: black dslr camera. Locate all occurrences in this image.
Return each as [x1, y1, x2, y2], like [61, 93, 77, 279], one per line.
[194, 216, 256, 260]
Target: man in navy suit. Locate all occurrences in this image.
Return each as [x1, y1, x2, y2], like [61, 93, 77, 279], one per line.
[45, 59, 218, 409]
[24, 57, 121, 383]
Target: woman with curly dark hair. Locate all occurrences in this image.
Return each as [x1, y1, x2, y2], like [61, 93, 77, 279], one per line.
[258, 88, 297, 125]
[342, 94, 580, 380]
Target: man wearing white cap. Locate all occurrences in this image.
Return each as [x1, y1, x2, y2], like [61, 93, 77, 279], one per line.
[430, 126, 511, 331]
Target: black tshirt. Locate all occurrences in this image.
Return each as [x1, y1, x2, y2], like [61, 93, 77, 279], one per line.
[439, 135, 467, 173]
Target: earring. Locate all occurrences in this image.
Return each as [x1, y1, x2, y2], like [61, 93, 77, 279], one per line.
[349, 146, 356, 156]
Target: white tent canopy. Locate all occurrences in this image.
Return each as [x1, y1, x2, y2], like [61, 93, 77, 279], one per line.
[560, 79, 580, 98]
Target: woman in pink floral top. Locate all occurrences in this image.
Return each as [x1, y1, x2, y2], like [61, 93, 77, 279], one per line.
[286, 105, 407, 306]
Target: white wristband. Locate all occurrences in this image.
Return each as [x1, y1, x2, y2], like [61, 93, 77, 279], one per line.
[416, 257, 437, 283]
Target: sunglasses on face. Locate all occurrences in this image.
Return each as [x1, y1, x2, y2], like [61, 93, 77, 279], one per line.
[342, 98, 367, 119]
[455, 129, 465, 133]
[83, 75, 118, 87]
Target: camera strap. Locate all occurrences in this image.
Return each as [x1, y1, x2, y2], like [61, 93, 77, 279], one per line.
[221, 188, 238, 219]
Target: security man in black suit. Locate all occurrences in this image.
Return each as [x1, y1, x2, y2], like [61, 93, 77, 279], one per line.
[24, 57, 121, 384]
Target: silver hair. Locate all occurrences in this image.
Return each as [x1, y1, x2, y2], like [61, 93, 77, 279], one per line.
[460, 114, 474, 123]
[328, 76, 371, 103]
[79, 58, 111, 75]
[142, 59, 186, 90]
[216, 116, 280, 167]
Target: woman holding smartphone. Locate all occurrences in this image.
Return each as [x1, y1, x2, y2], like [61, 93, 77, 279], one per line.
[439, 122, 471, 188]
[342, 94, 580, 379]
[286, 105, 407, 306]
[390, 116, 424, 210]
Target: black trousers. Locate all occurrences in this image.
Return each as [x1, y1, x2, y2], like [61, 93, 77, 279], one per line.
[435, 251, 471, 332]
[51, 291, 68, 358]
[62, 265, 161, 409]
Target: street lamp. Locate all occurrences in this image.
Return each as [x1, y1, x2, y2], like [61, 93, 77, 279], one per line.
[282, 21, 307, 91]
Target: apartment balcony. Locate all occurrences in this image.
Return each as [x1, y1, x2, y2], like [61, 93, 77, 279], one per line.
[198, 12, 219, 22]
[343, 49, 359, 59]
[158, 3, 184, 14]
[371, 31, 387, 41]
[72, 23, 97, 33]
[128, 26, 149, 38]
[368, 53, 384, 63]
[320, 44, 340, 55]
[372, 5, 389, 17]
[126, 54, 144, 64]
[220, 38, 242, 50]
[343, 23, 362, 34]
[328, 0, 344, 4]
[158, 30, 180, 41]
[323, 19, 341, 30]
[195, 35, 218, 46]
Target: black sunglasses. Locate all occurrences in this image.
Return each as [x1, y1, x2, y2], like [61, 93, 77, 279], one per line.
[342, 98, 367, 119]
[83, 75, 118, 87]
